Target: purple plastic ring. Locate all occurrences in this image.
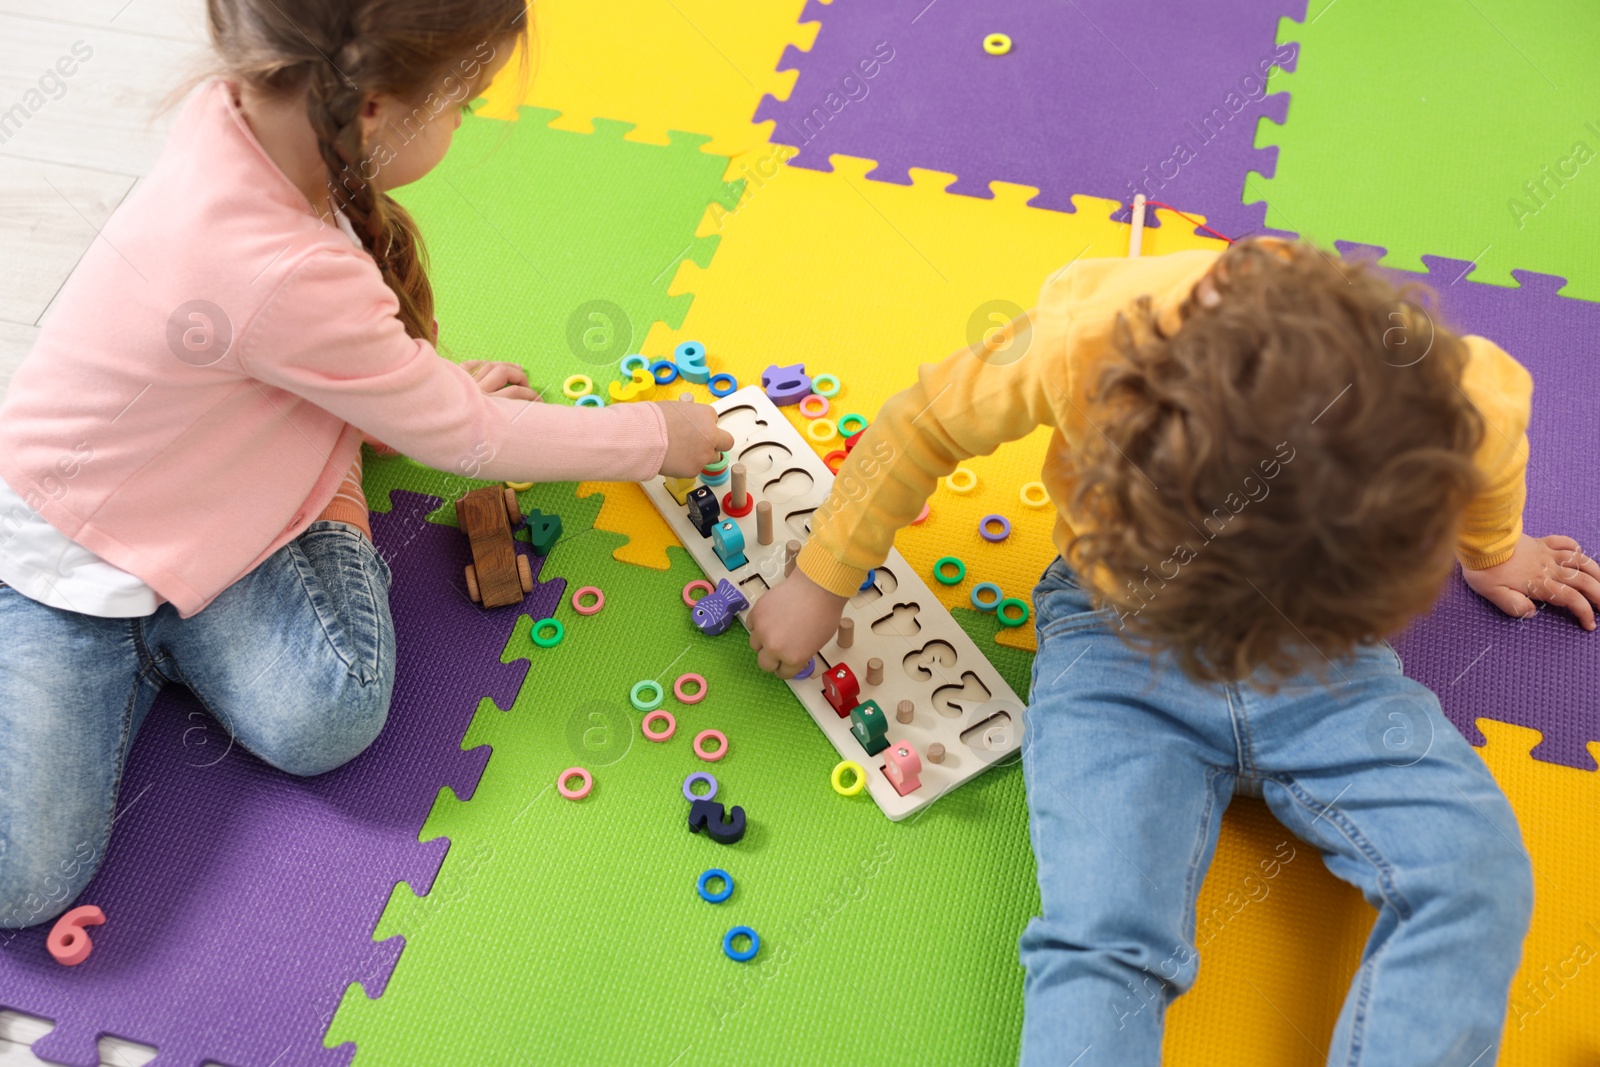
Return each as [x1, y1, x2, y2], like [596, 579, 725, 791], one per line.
[979, 514, 1011, 543]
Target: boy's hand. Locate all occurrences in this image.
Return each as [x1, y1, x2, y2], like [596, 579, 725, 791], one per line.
[463, 360, 540, 401]
[748, 568, 850, 678]
[1462, 533, 1600, 630]
[655, 401, 734, 477]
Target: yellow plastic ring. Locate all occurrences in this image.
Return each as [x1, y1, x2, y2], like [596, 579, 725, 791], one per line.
[562, 374, 594, 399]
[806, 418, 837, 443]
[947, 467, 978, 494]
[505, 480, 534, 492]
[983, 32, 1012, 56]
[831, 760, 867, 797]
[1020, 481, 1050, 508]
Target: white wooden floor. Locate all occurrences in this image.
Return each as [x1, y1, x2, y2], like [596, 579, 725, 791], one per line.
[0, 4, 213, 1061]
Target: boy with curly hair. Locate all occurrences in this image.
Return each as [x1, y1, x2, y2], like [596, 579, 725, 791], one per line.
[748, 240, 1597, 1065]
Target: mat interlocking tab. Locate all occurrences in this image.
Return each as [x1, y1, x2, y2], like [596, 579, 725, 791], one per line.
[1249, 2, 1600, 299]
[755, 0, 1301, 237]
[0, 489, 540, 1067]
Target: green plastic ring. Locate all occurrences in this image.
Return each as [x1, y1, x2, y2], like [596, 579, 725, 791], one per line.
[701, 451, 730, 474]
[837, 413, 869, 436]
[532, 617, 565, 648]
[812, 373, 841, 398]
[933, 556, 966, 585]
[630, 679, 665, 711]
[996, 598, 1031, 627]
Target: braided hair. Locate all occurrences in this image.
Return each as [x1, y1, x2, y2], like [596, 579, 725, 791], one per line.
[207, 0, 527, 341]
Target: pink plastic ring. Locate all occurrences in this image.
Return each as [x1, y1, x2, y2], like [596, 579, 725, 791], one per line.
[643, 710, 677, 741]
[557, 767, 593, 800]
[682, 580, 715, 607]
[571, 586, 605, 615]
[799, 394, 830, 418]
[675, 673, 708, 704]
[693, 729, 728, 762]
[912, 503, 930, 525]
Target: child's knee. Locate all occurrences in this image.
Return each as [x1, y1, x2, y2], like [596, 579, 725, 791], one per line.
[1465, 836, 1535, 946]
[255, 668, 392, 778]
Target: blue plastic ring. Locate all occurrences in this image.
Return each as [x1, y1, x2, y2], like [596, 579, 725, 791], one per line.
[858, 569, 876, 592]
[575, 394, 605, 408]
[683, 771, 718, 803]
[979, 514, 1012, 542]
[723, 925, 760, 961]
[650, 359, 680, 385]
[620, 354, 650, 376]
[708, 373, 738, 397]
[698, 868, 734, 904]
[970, 582, 1004, 611]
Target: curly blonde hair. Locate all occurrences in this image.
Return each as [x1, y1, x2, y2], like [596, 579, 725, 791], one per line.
[1067, 239, 1486, 683]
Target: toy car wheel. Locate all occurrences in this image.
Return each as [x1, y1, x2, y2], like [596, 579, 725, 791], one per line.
[465, 564, 481, 603]
[503, 488, 522, 527]
[517, 554, 533, 593]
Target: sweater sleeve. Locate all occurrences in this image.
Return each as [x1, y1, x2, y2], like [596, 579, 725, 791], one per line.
[1455, 336, 1532, 570]
[798, 307, 1065, 597]
[238, 248, 669, 484]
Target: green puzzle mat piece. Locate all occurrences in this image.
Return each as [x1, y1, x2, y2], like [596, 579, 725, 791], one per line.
[392, 107, 740, 390]
[327, 514, 1040, 1063]
[1253, 1, 1600, 298]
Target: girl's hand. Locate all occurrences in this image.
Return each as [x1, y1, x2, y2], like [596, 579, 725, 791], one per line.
[1462, 533, 1600, 630]
[748, 568, 850, 678]
[655, 400, 734, 477]
[462, 360, 540, 401]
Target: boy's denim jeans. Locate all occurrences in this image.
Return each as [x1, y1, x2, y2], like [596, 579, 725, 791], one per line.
[1020, 557, 1532, 1067]
[0, 522, 394, 930]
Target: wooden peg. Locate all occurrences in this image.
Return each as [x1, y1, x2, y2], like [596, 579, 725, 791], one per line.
[730, 463, 748, 512]
[756, 500, 773, 545]
[896, 699, 914, 724]
[927, 742, 945, 764]
[866, 657, 883, 685]
[837, 617, 854, 648]
[784, 539, 801, 577]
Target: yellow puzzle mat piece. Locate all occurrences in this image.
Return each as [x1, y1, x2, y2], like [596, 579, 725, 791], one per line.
[640, 152, 1225, 649]
[1164, 722, 1600, 1066]
[477, 0, 819, 159]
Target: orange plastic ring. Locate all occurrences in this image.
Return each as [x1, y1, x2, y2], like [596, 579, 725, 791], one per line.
[823, 450, 847, 474]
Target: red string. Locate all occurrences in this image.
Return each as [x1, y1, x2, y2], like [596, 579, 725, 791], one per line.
[1131, 200, 1235, 244]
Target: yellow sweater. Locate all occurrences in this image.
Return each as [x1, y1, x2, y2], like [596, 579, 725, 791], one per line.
[798, 249, 1532, 599]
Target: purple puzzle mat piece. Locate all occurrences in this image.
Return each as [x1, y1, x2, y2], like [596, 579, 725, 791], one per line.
[756, 0, 1302, 237]
[1372, 251, 1600, 769]
[0, 491, 555, 1066]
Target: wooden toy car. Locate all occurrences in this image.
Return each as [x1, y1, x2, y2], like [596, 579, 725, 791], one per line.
[458, 486, 532, 608]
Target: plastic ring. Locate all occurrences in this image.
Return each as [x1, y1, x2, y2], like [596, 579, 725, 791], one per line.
[997, 597, 1031, 627]
[912, 503, 930, 526]
[702, 451, 730, 474]
[831, 760, 866, 796]
[642, 709, 676, 741]
[675, 673, 708, 704]
[571, 586, 605, 615]
[970, 582, 1004, 611]
[630, 679, 665, 711]
[793, 656, 816, 680]
[531, 617, 565, 648]
[837, 413, 868, 436]
[708, 373, 738, 397]
[575, 394, 605, 408]
[620, 354, 650, 376]
[650, 360, 679, 385]
[694, 729, 728, 762]
[859, 569, 877, 592]
[722, 490, 753, 517]
[723, 925, 760, 962]
[505, 480, 534, 492]
[557, 767, 592, 799]
[682, 580, 715, 607]
[812, 373, 841, 398]
[947, 467, 978, 494]
[806, 418, 837, 443]
[798, 394, 830, 418]
[933, 556, 966, 585]
[683, 771, 718, 802]
[1020, 481, 1050, 508]
[979, 514, 1012, 543]
[562, 374, 593, 399]
[823, 450, 847, 474]
[983, 32, 1012, 55]
[698, 868, 734, 904]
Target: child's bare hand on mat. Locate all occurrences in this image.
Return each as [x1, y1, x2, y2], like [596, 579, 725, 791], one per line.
[748, 568, 849, 678]
[656, 401, 734, 477]
[1462, 533, 1600, 630]
[462, 360, 540, 401]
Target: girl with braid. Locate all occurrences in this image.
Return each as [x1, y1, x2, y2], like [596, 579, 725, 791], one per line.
[0, 0, 730, 930]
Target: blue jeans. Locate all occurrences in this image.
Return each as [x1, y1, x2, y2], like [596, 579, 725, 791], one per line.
[0, 522, 394, 930]
[1019, 558, 1532, 1067]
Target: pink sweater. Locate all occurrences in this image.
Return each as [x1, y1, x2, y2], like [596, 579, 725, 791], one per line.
[0, 81, 668, 617]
